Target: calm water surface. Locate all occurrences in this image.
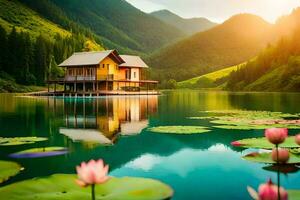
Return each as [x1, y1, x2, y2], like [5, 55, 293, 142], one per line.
[1, 90, 300, 200]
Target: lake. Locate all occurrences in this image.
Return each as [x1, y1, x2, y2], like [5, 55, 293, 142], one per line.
[1, 90, 300, 200]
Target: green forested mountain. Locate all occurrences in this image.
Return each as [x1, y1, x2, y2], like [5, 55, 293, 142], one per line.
[0, 0, 186, 91]
[20, 0, 185, 54]
[151, 10, 217, 35]
[226, 10, 300, 91]
[147, 14, 272, 82]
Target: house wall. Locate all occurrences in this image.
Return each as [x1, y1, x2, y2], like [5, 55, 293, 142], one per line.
[118, 68, 127, 80]
[131, 68, 140, 81]
[117, 67, 141, 81]
[97, 57, 118, 79]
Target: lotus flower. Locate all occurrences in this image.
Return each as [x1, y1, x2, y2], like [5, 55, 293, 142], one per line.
[265, 128, 288, 145]
[248, 179, 288, 200]
[259, 179, 288, 200]
[271, 148, 290, 164]
[76, 159, 110, 200]
[295, 134, 300, 146]
[76, 159, 109, 187]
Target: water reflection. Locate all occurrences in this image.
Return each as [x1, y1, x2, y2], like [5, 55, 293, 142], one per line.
[59, 96, 158, 145]
[2, 91, 300, 199]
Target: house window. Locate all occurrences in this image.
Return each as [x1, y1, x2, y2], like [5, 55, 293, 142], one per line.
[134, 72, 136, 78]
[102, 64, 105, 68]
[107, 64, 109, 69]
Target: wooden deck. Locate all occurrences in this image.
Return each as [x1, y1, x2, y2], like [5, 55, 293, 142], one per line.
[29, 90, 160, 97]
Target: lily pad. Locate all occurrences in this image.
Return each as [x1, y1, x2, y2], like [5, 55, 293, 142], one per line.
[263, 165, 300, 174]
[9, 147, 68, 158]
[0, 137, 48, 146]
[192, 110, 300, 130]
[243, 152, 300, 164]
[0, 161, 23, 184]
[0, 174, 173, 200]
[289, 148, 300, 154]
[148, 126, 211, 134]
[231, 137, 299, 149]
[288, 190, 300, 199]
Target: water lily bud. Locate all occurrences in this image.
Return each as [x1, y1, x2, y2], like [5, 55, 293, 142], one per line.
[265, 128, 288, 145]
[271, 148, 290, 164]
[295, 134, 300, 146]
[231, 141, 242, 147]
[258, 179, 288, 200]
[76, 159, 110, 187]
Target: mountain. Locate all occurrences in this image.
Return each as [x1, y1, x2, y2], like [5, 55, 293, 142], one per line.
[0, 0, 187, 90]
[226, 9, 300, 92]
[147, 14, 272, 82]
[151, 10, 217, 35]
[19, 0, 185, 54]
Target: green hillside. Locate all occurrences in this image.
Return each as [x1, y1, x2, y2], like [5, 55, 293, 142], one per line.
[0, 0, 70, 38]
[178, 63, 242, 88]
[151, 10, 217, 35]
[20, 0, 185, 54]
[148, 14, 272, 82]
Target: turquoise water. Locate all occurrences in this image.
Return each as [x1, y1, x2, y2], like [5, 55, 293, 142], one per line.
[1, 91, 300, 199]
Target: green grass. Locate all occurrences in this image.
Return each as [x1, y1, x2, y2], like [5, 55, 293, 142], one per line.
[0, 0, 71, 39]
[0, 78, 47, 93]
[244, 66, 285, 91]
[178, 63, 243, 88]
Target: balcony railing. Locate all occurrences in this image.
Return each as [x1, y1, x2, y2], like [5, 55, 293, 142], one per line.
[98, 74, 115, 81]
[65, 76, 96, 81]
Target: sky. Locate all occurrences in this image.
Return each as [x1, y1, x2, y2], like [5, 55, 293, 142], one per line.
[126, 0, 300, 23]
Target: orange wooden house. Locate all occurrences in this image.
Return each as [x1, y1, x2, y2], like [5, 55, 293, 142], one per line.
[47, 50, 158, 96]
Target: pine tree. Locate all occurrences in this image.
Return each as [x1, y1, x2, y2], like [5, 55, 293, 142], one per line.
[6, 27, 18, 75]
[0, 26, 7, 72]
[34, 35, 49, 86]
[18, 32, 35, 85]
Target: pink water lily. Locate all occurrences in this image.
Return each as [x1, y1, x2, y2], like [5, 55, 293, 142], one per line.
[76, 159, 110, 187]
[271, 148, 290, 164]
[295, 134, 300, 146]
[265, 128, 288, 145]
[248, 179, 288, 200]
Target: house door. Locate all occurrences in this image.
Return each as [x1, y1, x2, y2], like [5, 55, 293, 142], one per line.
[125, 69, 131, 80]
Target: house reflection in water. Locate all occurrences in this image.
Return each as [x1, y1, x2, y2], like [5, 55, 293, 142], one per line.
[59, 95, 158, 145]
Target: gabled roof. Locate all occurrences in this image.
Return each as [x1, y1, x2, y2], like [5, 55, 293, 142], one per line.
[58, 50, 125, 67]
[119, 55, 149, 68]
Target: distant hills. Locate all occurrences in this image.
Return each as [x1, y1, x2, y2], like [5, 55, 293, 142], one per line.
[150, 10, 217, 35]
[1, 0, 300, 92]
[18, 0, 185, 54]
[175, 8, 300, 91]
[147, 14, 273, 81]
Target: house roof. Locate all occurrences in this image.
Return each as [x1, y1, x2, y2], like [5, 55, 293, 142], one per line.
[58, 50, 125, 67]
[119, 55, 149, 68]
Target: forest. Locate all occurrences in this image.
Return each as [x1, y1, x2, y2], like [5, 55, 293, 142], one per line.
[0, 26, 98, 88]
